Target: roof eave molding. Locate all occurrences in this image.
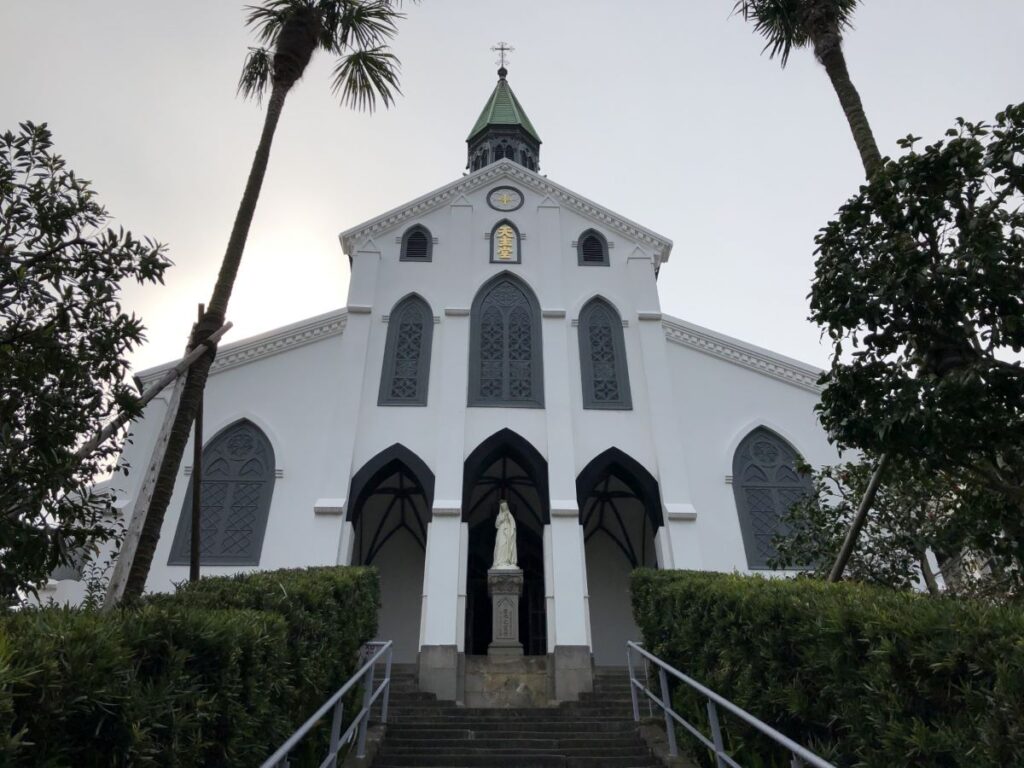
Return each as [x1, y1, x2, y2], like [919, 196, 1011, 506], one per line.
[133, 308, 348, 390]
[662, 314, 824, 393]
[338, 159, 674, 267]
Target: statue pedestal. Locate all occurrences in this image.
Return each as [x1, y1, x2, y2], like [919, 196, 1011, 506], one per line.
[487, 567, 524, 656]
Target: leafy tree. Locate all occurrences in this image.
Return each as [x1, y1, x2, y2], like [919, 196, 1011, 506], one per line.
[772, 458, 1023, 598]
[0, 122, 170, 603]
[771, 459, 944, 592]
[811, 104, 1024, 517]
[734, 0, 882, 177]
[122, 0, 410, 601]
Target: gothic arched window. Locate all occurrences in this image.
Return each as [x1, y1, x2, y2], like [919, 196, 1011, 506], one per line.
[469, 275, 544, 407]
[401, 224, 432, 262]
[578, 298, 631, 410]
[731, 427, 811, 569]
[577, 229, 609, 266]
[169, 419, 276, 566]
[379, 294, 433, 405]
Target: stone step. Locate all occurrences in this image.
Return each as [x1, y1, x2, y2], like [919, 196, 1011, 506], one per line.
[385, 721, 640, 735]
[380, 748, 652, 761]
[374, 755, 660, 768]
[382, 738, 648, 752]
[388, 711, 638, 722]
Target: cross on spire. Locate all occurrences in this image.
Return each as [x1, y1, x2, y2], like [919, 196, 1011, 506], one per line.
[491, 41, 514, 71]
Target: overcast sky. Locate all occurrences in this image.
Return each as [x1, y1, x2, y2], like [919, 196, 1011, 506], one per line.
[3, 1, 1022, 372]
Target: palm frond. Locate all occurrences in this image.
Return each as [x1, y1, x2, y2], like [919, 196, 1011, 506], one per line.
[238, 47, 274, 102]
[244, 0, 309, 46]
[324, 0, 403, 52]
[733, 0, 807, 67]
[330, 46, 402, 113]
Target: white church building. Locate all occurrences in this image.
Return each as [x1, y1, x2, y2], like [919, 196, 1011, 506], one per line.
[55, 68, 839, 701]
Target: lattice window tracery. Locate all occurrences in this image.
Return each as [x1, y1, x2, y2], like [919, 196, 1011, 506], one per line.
[470, 277, 542, 406]
[169, 420, 275, 566]
[380, 296, 433, 406]
[579, 299, 631, 409]
[732, 428, 811, 569]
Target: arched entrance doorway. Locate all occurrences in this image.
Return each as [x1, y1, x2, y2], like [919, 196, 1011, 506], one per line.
[576, 448, 660, 666]
[462, 429, 548, 656]
[348, 444, 433, 663]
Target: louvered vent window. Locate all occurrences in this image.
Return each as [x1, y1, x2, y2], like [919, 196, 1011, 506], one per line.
[577, 229, 609, 266]
[578, 298, 631, 410]
[401, 225, 433, 262]
[379, 295, 433, 406]
[731, 428, 812, 569]
[169, 419, 276, 566]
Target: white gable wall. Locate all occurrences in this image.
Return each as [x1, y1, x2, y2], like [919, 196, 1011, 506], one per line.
[664, 328, 835, 574]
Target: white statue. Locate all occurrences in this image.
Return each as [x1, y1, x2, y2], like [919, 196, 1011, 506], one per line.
[492, 499, 518, 569]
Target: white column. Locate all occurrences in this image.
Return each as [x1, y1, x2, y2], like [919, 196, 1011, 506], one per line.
[325, 241, 381, 563]
[419, 505, 465, 647]
[628, 247, 703, 570]
[538, 196, 592, 651]
[417, 197, 473, 665]
[546, 509, 590, 647]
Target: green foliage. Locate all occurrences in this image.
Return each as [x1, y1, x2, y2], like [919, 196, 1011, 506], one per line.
[770, 458, 1022, 598]
[149, 566, 380, 714]
[811, 104, 1024, 510]
[238, 0, 406, 111]
[734, 0, 860, 66]
[0, 566, 379, 767]
[0, 121, 171, 602]
[632, 569, 1024, 767]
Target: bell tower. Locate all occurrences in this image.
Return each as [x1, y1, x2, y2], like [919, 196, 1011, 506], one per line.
[467, 43, 541, 172]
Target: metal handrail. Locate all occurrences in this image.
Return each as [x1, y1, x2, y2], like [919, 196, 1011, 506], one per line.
[626, 641, 835, 768]
[261, 640, 393, 768]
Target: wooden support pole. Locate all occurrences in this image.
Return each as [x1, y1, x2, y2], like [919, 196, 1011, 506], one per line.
[103, 318, 231, 610]
[189, 304, 205, 583]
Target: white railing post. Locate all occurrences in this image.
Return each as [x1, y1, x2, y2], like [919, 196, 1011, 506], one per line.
[328, 699, 344, 767]
[381, 645, 393, 723]
[658, 665, 678, 757]
[706, 699, 727, 768]
[356, 659, 376, 758]
[626, 645, 641, 722]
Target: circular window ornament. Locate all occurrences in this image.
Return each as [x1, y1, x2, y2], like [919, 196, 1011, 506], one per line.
[487, 186, 524, 212]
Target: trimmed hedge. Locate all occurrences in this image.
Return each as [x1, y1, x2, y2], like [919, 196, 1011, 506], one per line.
[631, 569, 1024, 768]
[147, 566, 380, 717]
[0, 566, 379, 767]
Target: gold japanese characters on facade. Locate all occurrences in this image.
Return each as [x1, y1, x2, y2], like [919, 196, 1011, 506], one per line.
[494, 223, 516, 261]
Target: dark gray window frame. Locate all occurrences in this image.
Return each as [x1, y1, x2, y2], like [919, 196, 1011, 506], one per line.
[731, 427, 811, 569]
[378, 294, 434, 406]
[577, 228, 609, 266]
[578, 297, 632, 410]
[489, 219, 522, 264]
[169, 418, 276, 566]
[400, 224, 433, 262]
[468, 273, 544, 408]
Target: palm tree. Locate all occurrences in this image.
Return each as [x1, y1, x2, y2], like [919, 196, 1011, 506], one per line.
[735, 1, 890, 581]
[734, 0, 882, 178]
[122, 0, 408, 601]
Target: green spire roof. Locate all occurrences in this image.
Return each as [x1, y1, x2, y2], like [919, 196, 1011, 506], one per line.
[467, 70, 541, 144]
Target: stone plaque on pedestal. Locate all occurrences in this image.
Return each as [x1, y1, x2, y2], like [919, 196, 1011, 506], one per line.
[487, 567, 524, 656]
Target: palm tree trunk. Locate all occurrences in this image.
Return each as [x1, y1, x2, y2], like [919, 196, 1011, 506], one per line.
[817, 45, 883, 179]
[122, 84, 290, 602]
